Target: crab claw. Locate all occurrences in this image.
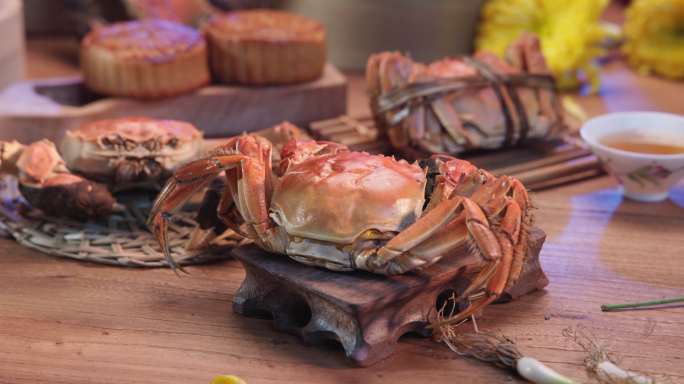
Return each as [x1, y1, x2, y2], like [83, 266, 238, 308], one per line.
[147, 141, 251, 274]
[148, 175, 200, 275]
[148, 207, 185, 275]
[0, 139, 119, 219]
[19, 173, 118, 219]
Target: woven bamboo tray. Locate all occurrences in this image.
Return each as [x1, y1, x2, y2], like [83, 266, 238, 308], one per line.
[0, 176, 245, 267]
[310, 115, 603, 191]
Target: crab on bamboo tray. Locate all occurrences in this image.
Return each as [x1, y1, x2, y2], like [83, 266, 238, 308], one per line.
[310, 114, 603, 191]
[0, 124, 310, 267]
[0, 177, 246, 267]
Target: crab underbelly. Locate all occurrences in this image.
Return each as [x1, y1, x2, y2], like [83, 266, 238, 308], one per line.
[285, 238, 355, 271]
[60, 139, 202, 183]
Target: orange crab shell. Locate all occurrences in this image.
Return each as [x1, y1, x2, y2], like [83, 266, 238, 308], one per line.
[60, 117, 203, 184]
[15, 140, 66, 185]
[271, 151, 427, 243]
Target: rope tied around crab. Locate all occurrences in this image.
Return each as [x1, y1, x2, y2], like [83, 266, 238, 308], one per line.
[368, 34, 567, 154]
[372, 66, 560, 152]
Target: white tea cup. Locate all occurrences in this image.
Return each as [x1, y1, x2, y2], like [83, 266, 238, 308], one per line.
[580, 111, 684, 202]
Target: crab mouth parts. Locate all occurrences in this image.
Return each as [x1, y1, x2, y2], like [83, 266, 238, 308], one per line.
[113, 158, 165, 185]
[99, 135, 178, 153]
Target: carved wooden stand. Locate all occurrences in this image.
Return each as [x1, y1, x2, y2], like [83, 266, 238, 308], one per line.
[233, 228, 548, 366]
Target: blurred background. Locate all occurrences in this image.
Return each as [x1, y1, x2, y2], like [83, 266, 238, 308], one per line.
[21, 0, 486, 70]
[6, 0, 680, 100]
[12, 0, 486, 87]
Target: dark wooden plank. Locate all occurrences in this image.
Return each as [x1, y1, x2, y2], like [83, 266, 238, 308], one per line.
[226, 229, 547, 366]
[232, 229, 546, 311]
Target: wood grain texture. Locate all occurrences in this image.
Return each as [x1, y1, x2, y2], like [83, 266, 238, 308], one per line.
[1, 37, 684, 384]
[0, 65, 346, 143]
[1, 177, 683, 384]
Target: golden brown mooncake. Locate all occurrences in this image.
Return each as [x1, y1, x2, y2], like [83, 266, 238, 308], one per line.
[81, 19, 209, 99]
[203, 10, 326, 85]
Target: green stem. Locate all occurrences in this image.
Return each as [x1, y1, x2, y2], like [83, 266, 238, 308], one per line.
[601, 295, 684, 312]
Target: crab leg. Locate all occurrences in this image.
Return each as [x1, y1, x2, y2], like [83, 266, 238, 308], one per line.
[434, 175, 531, 327]
[469, 177, 532, 293]
[433, 198, 521, 327]
[423, 156, 489, 213]
[431, 97, 478, 148]
[185, 158, 274, 252]
[221, 153, 274, 249]
[505, 179, 533, 290]
[147, 153, 249, 272]
[506, 33, 562, 136]
[423, 156, 534, 327]
[355, 197, 501, 275]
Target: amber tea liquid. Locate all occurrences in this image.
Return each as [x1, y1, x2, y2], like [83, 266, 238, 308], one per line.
[600, 133, 684, 155]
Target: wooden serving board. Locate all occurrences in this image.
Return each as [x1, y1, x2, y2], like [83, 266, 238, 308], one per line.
[310, 115, 604, 191]
[0, 64, 346, 143]
[233, 228, 548, 366]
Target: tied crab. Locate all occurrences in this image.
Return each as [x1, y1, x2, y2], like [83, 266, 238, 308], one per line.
[148, 122, 534, 325]
[0, 117, 203, 219]
[367, 33, 565, 155]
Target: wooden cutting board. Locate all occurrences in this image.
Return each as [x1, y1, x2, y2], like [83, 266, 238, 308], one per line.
[0, 64, 346, 143]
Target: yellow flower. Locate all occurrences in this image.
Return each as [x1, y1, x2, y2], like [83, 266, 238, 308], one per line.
[211, 375, 247, 384]
[623, 0, 684, 79]
[476, 0, 610, 93]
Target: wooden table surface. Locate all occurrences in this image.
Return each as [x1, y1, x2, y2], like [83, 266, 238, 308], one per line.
[1, 40, 684, 384]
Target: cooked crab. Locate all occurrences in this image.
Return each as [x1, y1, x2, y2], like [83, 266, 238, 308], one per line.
[0, 117, 203, 219]
[61, 117, 203, 189]
[148, 128, 533, 325]
[367, 33, 565, 155]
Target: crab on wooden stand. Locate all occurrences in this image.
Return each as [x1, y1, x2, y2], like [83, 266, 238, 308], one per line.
[0, 117, 203, 219]
[148, 122, 533, 325]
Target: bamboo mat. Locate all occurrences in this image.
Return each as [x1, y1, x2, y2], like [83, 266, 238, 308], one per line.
[0, 175, 245, 267]
[310, 115, 603, 191]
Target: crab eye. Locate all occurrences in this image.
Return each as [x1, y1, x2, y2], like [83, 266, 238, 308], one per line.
[167, 138, 178, 148]
[100, 136, 116, 149]
[100, 135, 126, 150]
[143, 139, 161, 151]
[124, 139, 137, 151]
